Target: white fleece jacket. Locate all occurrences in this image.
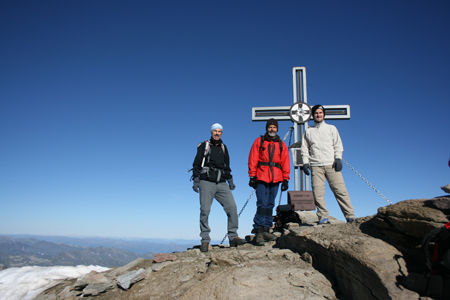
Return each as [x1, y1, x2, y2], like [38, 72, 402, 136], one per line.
[300, 121, 344, 166]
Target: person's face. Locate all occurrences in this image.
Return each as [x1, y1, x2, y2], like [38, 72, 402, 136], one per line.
[267, 125, 278, 136]
[211, 129, 223, 141]
[313, 109, 324, 123]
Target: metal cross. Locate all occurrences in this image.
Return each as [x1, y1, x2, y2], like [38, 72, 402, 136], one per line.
[251, 66, 351, 191]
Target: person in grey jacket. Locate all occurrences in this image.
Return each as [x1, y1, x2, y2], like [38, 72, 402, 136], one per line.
[300, 105, 356, 224]
[192, 123, 246, 252]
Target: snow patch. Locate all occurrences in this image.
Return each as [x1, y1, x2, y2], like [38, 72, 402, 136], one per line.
[0, 265, 109, 300]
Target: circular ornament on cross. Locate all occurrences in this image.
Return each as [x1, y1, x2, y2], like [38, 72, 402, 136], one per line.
[289, 102, 312, 124]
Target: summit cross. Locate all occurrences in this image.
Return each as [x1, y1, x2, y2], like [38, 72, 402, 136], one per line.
[251, 66, 351, 191]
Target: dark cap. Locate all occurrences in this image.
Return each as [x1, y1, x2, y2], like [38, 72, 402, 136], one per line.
[311, 104, 325, 116]
[266, 118, 278, 130]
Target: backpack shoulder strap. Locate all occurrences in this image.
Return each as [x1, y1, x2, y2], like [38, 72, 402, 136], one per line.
[201, 140, 210, 168]
[259, 136, 265, 152]
[203, 140, 210, 157]
[279, 140, 283, 157]
[259, 136, 283, 156]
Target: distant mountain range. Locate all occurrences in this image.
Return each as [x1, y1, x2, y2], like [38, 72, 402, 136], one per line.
[0, 235, 196, 269]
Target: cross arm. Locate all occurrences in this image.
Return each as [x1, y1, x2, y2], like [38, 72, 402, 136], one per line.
[252, 105, 351, 121]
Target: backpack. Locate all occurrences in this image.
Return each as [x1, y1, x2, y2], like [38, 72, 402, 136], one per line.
[259, 135, 283, 158]
[257, 136, 284, 179]
[201, 140, 226, 168]
[423, 222, 450, 276]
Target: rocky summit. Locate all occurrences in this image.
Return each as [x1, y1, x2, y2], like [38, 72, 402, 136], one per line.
[36, 197, 450, 300]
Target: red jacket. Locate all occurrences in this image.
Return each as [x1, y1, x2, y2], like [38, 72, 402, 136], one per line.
[248, 135, 290, 183]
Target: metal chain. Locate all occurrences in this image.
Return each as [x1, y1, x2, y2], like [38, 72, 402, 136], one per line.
[220, 190, 255, 244]
[237, 190, 255, 218]
[342, 159, 393, 205]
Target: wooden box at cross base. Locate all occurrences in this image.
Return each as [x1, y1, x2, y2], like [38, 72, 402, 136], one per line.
[287, 191, 315, 211]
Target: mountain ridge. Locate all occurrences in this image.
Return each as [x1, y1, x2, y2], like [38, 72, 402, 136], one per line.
[0, 236, 143, 268]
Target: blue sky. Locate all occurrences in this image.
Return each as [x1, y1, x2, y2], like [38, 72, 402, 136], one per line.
[1, 0, 449, 241]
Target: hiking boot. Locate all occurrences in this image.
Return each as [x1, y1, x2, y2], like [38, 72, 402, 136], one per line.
[200, 241, 209, 252]
[254, 228, 265, 246]
[229, 236, 246, 247]
[318, 218, 329, 224]
[346, 217, 355, 223]
[261, 227, 277, 241]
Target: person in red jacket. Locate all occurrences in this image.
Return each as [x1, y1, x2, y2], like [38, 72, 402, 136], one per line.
[248, 118, 290, 246]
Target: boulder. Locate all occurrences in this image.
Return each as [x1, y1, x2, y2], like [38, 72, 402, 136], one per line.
[277, 223, 420, 300]
[117, 268, 146, 290]
[82, 282, 114, 296]
[73, 271, 110, 291]
[110, 257, 146, 277]
[72, 270, 114, 296]
[360, 197, 449, 273]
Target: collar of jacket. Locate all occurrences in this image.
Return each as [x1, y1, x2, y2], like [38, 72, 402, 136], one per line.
[264, 133, 280, 142]
[313, 120, 326, 128]
[209, 138, 223, 146]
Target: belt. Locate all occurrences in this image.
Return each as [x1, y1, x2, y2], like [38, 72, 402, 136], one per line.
[257, 161, 282, 169]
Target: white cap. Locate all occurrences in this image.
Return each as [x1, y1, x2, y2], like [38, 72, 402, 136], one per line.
[210, 123, 223, 131]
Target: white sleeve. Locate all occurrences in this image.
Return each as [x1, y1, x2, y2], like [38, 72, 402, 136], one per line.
[300, 132, 310, 164]
[332, 127, 344, 159]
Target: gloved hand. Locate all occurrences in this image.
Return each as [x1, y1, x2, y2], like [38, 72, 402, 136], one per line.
[302, 163, 310, 176]
[333, 159, 343, 172]
[249, 177, 257, 189]
[227, 178, 236, 190]
[281, 180, 289, 191]
[192, 177, 200, 193]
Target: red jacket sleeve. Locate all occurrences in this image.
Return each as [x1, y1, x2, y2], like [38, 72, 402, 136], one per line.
[248, 138, 261, 177]
[281, 141, 290, 181]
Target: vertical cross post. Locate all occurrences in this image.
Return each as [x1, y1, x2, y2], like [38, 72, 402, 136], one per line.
[292, 67, 308, 191]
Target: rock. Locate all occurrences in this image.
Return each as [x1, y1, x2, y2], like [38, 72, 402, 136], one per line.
[82, 282, 114, 296]
[285, 222, 299, 229]
[273, 231, 282, 238]
[374, 199, 448, 239]
[295, 211, 318, 224]
[152, 253, 177, 263]
[110, 257, 146, 277]
[426, 197, 450, 211]
[186, 248, 201, 254]
[117, 268, 146, 290]
[73, 270, 109, 290]
[152, 260, 174, 272]
[56, 286, 76, 299]
[301, 252, 313, 264]
[278, 223, 420, 299]
[441, 184, 450, 193]
[72, 270, 114, 296]
[360, 198, 449, 274]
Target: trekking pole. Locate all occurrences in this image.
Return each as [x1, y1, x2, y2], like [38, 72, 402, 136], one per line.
[278, 189, 284, 206]
[277, 126, 292, 207]
[220, 190, 255, 245]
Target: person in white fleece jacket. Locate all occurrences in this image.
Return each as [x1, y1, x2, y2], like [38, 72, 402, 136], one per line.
[301, 104, 356, 224]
